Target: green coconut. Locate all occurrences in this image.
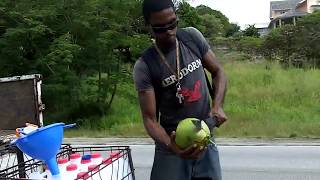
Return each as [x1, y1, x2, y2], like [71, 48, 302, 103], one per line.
[175, 118, 214, 149]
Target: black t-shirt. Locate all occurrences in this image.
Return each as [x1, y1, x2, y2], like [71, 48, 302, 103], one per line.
[133, 27, 211, 134]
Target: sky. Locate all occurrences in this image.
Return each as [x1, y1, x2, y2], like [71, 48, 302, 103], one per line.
[189, 0, 273, 29]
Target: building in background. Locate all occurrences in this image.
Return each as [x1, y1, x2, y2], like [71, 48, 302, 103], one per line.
[255, 23, 271, 37]
[269, 0, 320, 28]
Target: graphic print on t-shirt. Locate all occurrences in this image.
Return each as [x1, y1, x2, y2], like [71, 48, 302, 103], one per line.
[181, 80, 202, 103]
[161, 59, 202, 88]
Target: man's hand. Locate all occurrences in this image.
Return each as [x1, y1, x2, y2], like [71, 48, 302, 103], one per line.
[168, 131, 206, 160]
[210, 107, 227, 127]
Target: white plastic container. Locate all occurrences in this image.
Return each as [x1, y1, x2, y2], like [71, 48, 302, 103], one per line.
[91, 153, 103, 165]
[111, 152, 123, 180]
[116, 154, 132, 180]
[122, 155, 132, 180]
[70, 153, 81, 165]
[99, 158, 112, 180]
[29, 171, 46, 179]
[87, 164, 100, 180]
[16, 125, 38, 137]
[79, 155, 92, 173]
[48, 174, 62, 180]
[63, 164, 78, 180]
[57, 158, 69, 175]
[109, 151, 132, 180]
[77, 172, 89, 180]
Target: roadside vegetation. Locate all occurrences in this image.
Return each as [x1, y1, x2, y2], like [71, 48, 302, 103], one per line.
[1, 1, 319, 138]
[66, 50, 320, 138]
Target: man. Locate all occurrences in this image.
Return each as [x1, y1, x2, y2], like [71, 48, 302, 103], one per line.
[133, 0, 227, 179]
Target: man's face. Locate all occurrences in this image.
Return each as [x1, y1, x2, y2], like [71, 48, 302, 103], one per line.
[149, 7, 178, 47]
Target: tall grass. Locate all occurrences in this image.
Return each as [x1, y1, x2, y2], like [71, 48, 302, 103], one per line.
[218, 61, 320, 138]
[66, 52, 320, 138]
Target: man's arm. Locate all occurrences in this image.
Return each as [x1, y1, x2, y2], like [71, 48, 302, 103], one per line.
[138, 89, 171, 147]
[134, 57, 204, 158]
[202, 49, 228, 126]
[138, 89, 203, 159]
[134, 59, 171, 146]
[183, 27, 227, 115]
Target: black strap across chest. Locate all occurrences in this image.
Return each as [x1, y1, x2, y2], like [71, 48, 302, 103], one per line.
[141, 28, 215, 120]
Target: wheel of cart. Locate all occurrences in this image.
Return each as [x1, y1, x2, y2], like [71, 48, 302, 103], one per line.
[0, 144, 135, 180]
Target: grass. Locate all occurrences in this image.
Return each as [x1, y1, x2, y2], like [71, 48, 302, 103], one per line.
[217, 61, 320, 138]
[65, 123, 146, 137]
[65, 81, 148, 137]
[66, 51, 320, 138]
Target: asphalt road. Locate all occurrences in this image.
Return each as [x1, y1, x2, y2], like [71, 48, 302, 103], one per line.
[2, 138, 320, 180]
[63, 138, 320, 180]
[131, 145, 320, 180]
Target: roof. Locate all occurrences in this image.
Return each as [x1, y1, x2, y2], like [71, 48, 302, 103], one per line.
[270, 0, 302, 18]
[270, 0, 301, 10]
[277, 9, 308, 19]
[269, 9, 308, 27]
[296, 0, 307, 8]
[254, 23, 270, 29]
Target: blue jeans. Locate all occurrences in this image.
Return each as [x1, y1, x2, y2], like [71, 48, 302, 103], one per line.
[150, 143, 222, 180]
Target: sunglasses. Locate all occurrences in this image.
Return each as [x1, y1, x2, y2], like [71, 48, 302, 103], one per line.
[151, 19, 179, 34]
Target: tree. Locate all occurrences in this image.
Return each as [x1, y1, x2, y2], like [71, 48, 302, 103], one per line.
[243, 25, 260, 37]
[238, 36, 263, 58]
[226, 23, 241, 37]
[195, 5, 230, 36]
[199, 14, 224, 38]
[295, 11, 320, 68]
[0, 0, 149, 124]
[176, 2, 202, 30]
[262, 25, 299, 66]
[261, 11, 320, 68]
[176, 3, 231, 38]
[196, 5, 229, 26]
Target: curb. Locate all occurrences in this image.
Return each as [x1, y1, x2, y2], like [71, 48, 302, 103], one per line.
[63, 137, 320, 146]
